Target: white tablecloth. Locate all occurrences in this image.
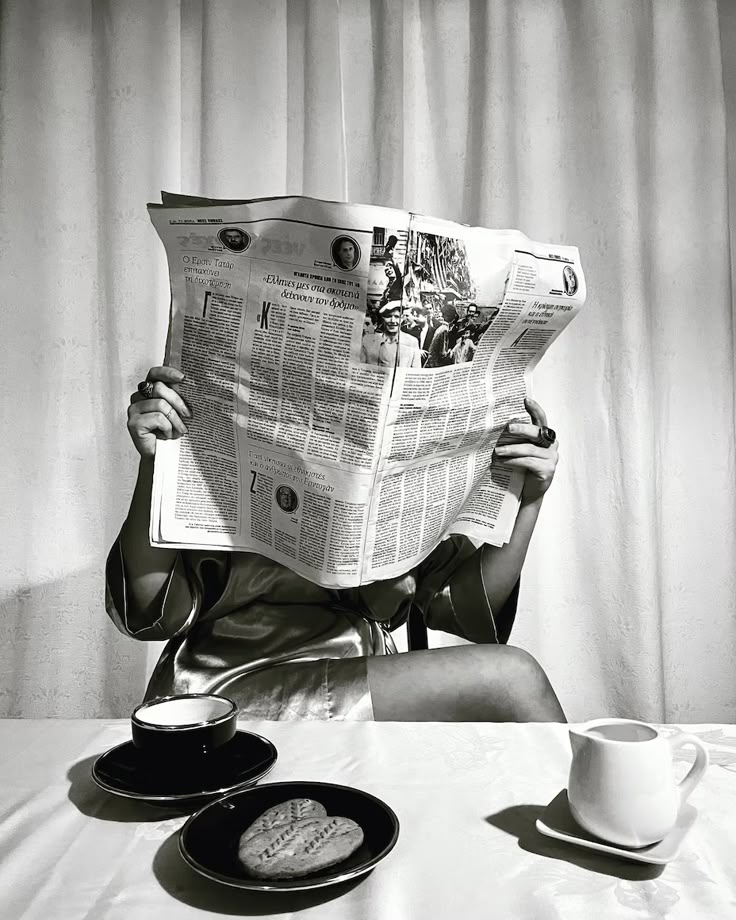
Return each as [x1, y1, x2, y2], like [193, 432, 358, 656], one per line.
[1, 719, 735, 919]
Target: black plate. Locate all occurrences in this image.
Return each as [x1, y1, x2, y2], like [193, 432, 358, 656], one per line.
[179, 781, 400, 891]
[91, 730, 277, 808]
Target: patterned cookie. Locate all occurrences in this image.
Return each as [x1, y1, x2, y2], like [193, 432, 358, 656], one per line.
[238, 815, 364, 879]
[240, 798, 327, 844]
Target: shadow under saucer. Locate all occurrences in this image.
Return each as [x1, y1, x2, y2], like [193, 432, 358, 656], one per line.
[67, 755, 186, 823]
[536, 790, 696, 866]
[484, 795, 664, 882]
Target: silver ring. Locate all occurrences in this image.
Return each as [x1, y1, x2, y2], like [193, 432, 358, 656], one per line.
[137, 380, 155, 400]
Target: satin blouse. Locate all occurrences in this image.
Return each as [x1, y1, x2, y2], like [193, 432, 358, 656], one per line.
[105, 535, 518, 720]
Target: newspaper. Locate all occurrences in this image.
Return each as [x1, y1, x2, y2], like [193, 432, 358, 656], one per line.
[147, 193, 586, 588]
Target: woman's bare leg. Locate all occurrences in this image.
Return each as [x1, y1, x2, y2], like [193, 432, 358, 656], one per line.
[367, 645, 566, 722]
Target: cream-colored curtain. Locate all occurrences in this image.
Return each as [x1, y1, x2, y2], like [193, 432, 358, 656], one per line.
[1, 0, 734, 721]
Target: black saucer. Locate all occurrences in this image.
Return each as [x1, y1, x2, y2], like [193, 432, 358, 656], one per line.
[91, 730, 277, 809]
[179, 781, 400, 891]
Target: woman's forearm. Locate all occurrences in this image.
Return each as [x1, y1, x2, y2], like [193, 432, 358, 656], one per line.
[479, 495, 543, 614]
[119, 458, 182, 615]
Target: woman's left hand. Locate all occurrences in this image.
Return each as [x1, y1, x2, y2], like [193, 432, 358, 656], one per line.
[492, 398, 559, 503]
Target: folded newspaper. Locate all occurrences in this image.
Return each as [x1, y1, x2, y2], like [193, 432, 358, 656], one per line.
[147, 193, 586, 588]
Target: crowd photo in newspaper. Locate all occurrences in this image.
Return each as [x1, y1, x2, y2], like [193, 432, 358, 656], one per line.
[147, 193, 586, 588]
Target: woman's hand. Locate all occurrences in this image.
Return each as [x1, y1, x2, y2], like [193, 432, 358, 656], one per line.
[127, 366, 192, 458]
[493, 397, 558, 503]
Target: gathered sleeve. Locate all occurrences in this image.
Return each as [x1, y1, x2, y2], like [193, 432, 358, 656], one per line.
[414, 536, 519, 644]
[104, 536, 228, 642]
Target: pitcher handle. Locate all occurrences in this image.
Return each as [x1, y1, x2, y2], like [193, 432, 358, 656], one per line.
[667, 732, 709, 805]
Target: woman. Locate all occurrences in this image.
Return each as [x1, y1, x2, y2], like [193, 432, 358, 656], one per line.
[106, 366, 565, 722]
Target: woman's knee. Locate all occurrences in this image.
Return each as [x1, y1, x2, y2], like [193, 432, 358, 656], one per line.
[368, 644, 565, 722]
[486, 645, 548, 685]
[473, 645, 565, 721]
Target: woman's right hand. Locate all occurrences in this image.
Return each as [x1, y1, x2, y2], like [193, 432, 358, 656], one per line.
[127, 366, 192, 458]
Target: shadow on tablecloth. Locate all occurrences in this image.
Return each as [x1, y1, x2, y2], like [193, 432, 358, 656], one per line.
[485, 804, 664, 881]
[152, 831, 367, 916]
[67, 755, 187, 823]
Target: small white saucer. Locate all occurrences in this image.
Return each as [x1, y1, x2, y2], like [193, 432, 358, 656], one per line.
[535, 790, 698, 865]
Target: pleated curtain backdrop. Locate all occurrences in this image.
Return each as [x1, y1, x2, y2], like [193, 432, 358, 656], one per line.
[1, 0, 734, 721]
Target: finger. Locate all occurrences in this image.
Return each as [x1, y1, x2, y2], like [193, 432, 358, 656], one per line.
[128, 399, 188, 437]
[131, 367, 187, 404]
[130, 386, 185, 405]
[505, 422, 550, 443]
[160, 406, 188, 437]
[494, 443, 553, 460]
[146, 366, 186, 386]
[524, 397, 547, 428]
[128, 410, 175, 441]
[492, 456, 549, 475]
[145, 380, 192, 418]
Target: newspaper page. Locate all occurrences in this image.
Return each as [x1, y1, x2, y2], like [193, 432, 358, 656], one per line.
[147, 194, 585, 587]
[361, 214, 586, 582]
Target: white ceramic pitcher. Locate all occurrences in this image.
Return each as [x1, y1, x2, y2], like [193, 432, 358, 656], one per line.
[568, 718, 709, 847]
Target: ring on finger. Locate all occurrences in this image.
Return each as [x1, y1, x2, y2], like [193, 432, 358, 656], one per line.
[137, 380, 155, 400]
[535, 426, 556, 448]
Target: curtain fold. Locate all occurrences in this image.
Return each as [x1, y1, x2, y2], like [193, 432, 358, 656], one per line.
[1, 0, 734, 720]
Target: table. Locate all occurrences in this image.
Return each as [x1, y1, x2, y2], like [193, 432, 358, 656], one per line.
[1, 720, 735, 919]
